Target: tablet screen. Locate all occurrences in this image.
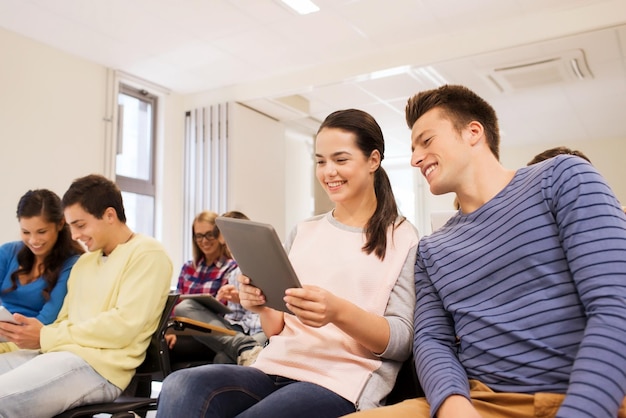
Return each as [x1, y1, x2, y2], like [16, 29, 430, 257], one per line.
[179, 293, 232, 315]
[215, 217, 302, 313]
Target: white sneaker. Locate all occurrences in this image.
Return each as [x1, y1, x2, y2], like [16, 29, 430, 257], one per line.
[237, 345, 263, 366]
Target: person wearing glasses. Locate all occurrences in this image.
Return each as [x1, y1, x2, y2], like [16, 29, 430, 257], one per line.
[167, 210, 263, 365]
[175, 211, 237, 299]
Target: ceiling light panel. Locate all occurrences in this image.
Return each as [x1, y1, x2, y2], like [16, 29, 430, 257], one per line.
[279, 0, 320, 15]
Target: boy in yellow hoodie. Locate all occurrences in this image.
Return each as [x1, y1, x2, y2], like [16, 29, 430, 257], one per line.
[0, 174, 172, 418]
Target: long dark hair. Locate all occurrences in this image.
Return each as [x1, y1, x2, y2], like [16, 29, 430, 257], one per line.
[5, 189, 84, 300]
[317, 109, 404, 260]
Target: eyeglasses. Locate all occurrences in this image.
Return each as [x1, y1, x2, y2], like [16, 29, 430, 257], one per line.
[194, 228, 219, 242]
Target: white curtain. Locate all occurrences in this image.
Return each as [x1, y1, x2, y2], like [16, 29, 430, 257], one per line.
[183, 103, 229, 259]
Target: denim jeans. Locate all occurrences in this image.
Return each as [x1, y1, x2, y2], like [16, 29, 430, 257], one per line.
[175, 299, 262, 362]
[0, 350, 121, 418]
[156, 364, 356, 418]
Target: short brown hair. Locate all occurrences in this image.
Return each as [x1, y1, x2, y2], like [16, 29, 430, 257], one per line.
[527, 146, 591, 166]
[62, 174, 126, 223]
[221, 211, 249, 220]
[406, 85, 500, 159]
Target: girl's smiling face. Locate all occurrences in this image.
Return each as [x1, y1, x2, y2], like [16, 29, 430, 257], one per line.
[315, 127, 379, 205]
[19, 215, 62, 260]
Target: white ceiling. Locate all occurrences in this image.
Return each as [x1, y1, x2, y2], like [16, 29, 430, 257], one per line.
[1, 0, 625, 159]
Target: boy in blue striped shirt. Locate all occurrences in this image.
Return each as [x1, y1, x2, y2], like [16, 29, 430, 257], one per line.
[350, 85, 626, 418]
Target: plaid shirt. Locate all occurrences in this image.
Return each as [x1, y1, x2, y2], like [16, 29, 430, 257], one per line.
[223, 267, 262, 335]
[176, 255, 238, 297]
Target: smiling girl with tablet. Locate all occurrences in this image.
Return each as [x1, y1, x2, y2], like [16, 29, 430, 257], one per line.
[157, 109, 420, 418]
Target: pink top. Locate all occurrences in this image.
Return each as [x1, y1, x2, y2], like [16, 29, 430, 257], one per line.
[252, 214, 419, 405]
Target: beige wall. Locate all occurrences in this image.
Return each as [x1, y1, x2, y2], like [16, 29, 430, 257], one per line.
[1, 26, 624, 261]
[0, 26, 312, 274]
[0, 27, 187, 278]
[418, 139, 626, 235]
[501, 139, 626, 206]
[0, 27, 107, 242]
[285, 128, 316, 235]
[226, 105, 316, 240]
[154, 91, 186, 272]
[227, 104, 289, 239]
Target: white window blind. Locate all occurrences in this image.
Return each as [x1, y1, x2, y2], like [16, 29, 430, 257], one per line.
[183, 103, 229, 258]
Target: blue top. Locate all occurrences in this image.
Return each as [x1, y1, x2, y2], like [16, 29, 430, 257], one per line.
[414, 155, 626, 418]
[0, 241, 80, 324]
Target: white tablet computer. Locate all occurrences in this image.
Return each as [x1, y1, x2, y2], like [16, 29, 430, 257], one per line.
[215, 217, 302, 313]
[0, 306, 19, 342]
[0, 306, 18, 324]
[179, 293, 232, 315]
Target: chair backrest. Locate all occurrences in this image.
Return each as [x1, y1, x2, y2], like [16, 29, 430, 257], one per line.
[53, 292, 181, 418]
[122, 292, 180, 396]
[140, 292, 179, 372]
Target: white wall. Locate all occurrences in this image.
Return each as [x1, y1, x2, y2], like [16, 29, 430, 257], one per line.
[0, 27, 107, 242]
[2, 26, 624, 267]
[415, 138, 626, 237]
[0, 28, 186, 277]
[501, 138, 626, 205]
[154, 91, 186, 273]
[222, 106, 316, 241]
[0, 26, 314, 273]
[227, 104, 288, 239]
[284, 128, 315, 235]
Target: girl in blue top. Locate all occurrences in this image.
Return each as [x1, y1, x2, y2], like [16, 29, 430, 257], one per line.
[0, 189, 83, 350]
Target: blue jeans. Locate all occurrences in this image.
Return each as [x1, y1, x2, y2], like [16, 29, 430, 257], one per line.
[156, 364, 356, 418]
[174, 299, 264, 363]
[0, 350, 121, 418]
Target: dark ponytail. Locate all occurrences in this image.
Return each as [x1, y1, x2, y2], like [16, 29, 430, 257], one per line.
[318, 109, 405, 259]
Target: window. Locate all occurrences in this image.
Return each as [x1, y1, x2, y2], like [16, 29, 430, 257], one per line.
[384, 159, 418, 228]
[116, 84, 157, 236]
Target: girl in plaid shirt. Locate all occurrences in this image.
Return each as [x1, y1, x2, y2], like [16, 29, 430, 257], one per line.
[176, 211, 237, 297]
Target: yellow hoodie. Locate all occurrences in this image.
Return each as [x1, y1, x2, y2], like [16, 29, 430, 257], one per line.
[40, 234, 172, 390]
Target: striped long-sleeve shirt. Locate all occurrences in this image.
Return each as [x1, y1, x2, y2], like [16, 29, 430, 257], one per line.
[414, 155, 626, 418]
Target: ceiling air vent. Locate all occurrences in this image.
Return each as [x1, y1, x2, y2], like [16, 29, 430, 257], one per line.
[484, 49, 593, 93]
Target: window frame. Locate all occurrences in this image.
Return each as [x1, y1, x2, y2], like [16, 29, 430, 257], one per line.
[115, 83, 157, 197]
[115, 83, 158, 236]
